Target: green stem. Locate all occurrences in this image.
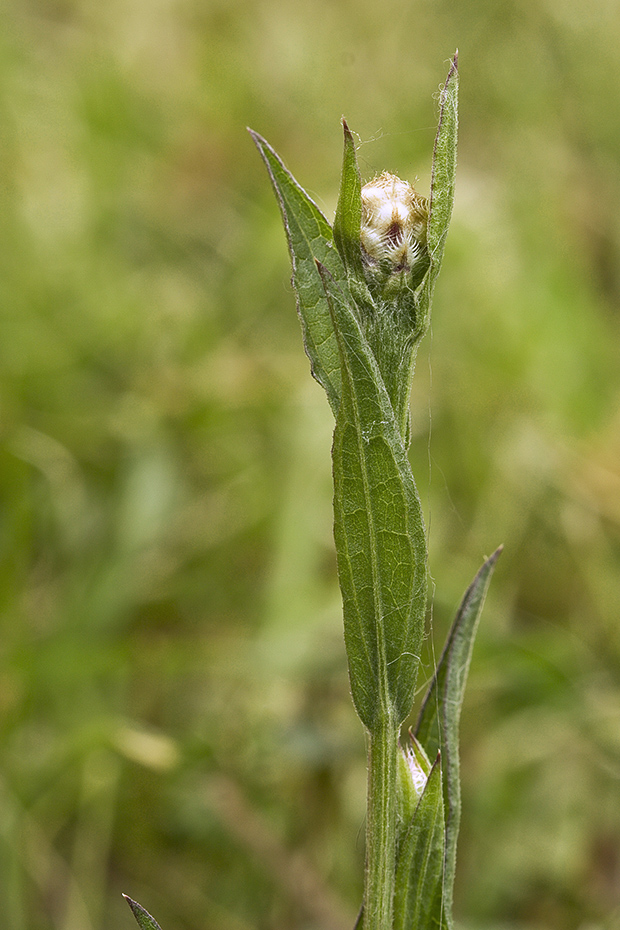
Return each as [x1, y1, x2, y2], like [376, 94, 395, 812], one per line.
[364, 712, 399, 930]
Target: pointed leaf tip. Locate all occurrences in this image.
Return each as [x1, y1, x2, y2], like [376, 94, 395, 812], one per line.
[444, 50, 458, 79]
[250, 126, 345, 413]
[123, 895, 164, 930]
[413, 544, 502, 921]
[340, 119, 356, 154]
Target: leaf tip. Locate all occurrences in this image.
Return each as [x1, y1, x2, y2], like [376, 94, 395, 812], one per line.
[445, 51, 458, 85]
[247, 126, 264, 149]
[123, 894, 140, 917]
[341, 117, 355, 147]
[123, 895, 164, 930]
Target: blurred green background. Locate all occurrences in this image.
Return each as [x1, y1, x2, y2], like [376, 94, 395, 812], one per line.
[1, 1, 620, 928]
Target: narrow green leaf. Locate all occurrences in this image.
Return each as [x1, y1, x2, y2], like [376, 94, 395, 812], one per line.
[123, 895, 164, 930]
[393, 758, 447, 930]
[249, 129, 345, 414]
[415, 545, 502, 918]
[417, 53, 459, 336]
[427, 52, 459, 266]
[333, 121, 373, 311]
[317, 261, 427, 731]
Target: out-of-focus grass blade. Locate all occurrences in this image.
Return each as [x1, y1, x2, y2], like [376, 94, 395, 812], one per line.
[317, 261, 427, 731]
[249, 129, 345, 414]
[415, 545, 502, 917]
[123, 895, 164, 930]
[393, 758, 447, 930]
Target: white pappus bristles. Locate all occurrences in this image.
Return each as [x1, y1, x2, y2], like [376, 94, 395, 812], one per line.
[360, 172, 428, 273]
[402, 742, 429, 798]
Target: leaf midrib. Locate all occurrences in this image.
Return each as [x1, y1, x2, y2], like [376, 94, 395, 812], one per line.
[342, 331, 393, 727]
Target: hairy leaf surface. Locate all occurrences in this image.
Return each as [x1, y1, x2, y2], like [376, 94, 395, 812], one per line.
[417, 53, 459, 338]
[393, 759, 447, 930]
[333, 120, 373, 313]
[415, 546, 502, 918]
[123, 896, 164, 930]
[250, 130, 345, 413]
[318, 263, 427, 731]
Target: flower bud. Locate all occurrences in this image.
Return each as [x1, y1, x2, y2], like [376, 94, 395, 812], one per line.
[396, 735, 431, 828]
[360, 172, 428, 275]
[401, 741, 429, 796]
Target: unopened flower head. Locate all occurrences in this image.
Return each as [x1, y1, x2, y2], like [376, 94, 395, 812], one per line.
[402, 742, 428, 798]
[360, 172, 428, 274]
[396, 738, 431, 825]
